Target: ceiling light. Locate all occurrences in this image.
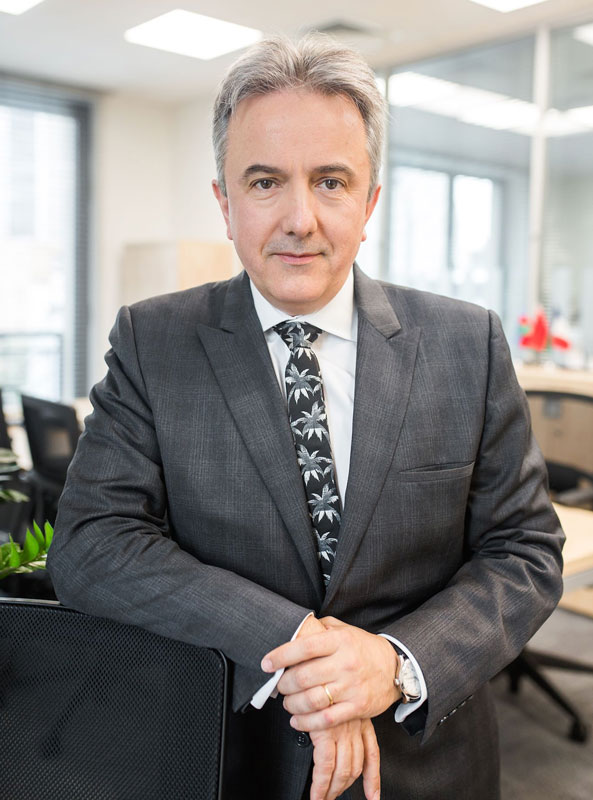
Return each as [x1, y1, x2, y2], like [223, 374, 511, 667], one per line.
[573, 24, 593, 47]
[0, 0, 45, 13]
[388, 71, 593, 137]
[461, 98, 539, 130]
[566, 106, 593, 128]
[124, 10, 262, 61]
[388, 72, 459, 108]
[466, 0, 547, 12]
[539, 109, 589, 137]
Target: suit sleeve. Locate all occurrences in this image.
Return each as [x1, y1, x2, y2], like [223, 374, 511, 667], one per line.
[47, 305, 312, 713]
[382, 310, 565, 741]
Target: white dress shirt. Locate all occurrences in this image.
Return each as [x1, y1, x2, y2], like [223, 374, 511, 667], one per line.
[249, 268, 427, 722]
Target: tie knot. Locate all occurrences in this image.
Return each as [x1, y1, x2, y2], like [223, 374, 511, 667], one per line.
[274, 321, 321, 351]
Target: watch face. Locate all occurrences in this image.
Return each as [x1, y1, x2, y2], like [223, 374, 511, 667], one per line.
[400, 658, 421, 701]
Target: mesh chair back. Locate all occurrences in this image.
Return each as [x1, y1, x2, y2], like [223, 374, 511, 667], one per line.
[0, 599, 228, 800]
[21, 395, 81, 482]
[525, 390, 593, 491]
[0, 388, 12, 450]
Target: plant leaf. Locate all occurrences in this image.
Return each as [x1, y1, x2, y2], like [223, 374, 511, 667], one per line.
[7, 539, 21, 569]
[21, 530, 40, 563]
[32, 521, 44, 546]
[44, 521, 54, 549]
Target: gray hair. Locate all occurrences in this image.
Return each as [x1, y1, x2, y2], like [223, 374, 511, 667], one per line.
[212, 33, 386, 198]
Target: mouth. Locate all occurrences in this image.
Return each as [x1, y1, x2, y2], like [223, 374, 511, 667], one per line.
[274, 252, 320, 265]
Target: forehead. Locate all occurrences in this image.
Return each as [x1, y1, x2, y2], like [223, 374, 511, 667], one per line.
[225, 89, 369, 173]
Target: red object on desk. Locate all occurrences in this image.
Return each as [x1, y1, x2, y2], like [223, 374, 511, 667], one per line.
[519, 309, 570, 352]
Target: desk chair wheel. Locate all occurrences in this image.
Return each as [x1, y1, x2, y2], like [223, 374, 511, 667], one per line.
[569, 720, 589, 743]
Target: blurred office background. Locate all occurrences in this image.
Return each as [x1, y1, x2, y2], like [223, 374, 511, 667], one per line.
[1, 3, 593, 799]
[1, 0, 593, 403]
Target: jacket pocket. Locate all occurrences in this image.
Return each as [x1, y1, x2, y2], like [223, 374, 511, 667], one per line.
[398, 461, 475, 483]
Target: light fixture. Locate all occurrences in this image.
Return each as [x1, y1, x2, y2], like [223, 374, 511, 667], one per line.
[389, 71, 591, 137]
[566, 106, 593, 128]
[0, 0, 45, 14]
[573, 24, 593, 47]
[124, 10, 262, 61]
[461, 98, 539, 130]
[388, 73, 460, 108]
[466, 0, 547, 12]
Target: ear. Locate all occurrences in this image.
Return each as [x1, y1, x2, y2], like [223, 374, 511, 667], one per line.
[361, 184, 381, 242]
[212, 180, 233, 241]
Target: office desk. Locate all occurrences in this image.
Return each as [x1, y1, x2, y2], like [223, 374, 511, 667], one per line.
[554, 503, 593, 619]
[515, 364, 593, 397]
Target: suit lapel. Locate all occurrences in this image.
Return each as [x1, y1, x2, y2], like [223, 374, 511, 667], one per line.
[196, 273, 324, 601]
[323, 267, 421, 607]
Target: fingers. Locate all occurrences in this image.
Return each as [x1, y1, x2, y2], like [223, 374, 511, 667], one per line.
[361, 720, 381, 800]
[290, 700, 359, 731]
[283, 683, 336, 715]
[327, 728, 353, 800]
[310, 731, 336, 800]
[262, 630, 335, 673]
[278, 656, 336, 696]
[310, 722, 367, 800]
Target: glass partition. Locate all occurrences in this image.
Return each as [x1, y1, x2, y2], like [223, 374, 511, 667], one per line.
[386, 37, 535, 344]
[542, 24, 593, 368]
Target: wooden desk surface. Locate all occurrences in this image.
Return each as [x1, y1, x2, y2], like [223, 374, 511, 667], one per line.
[515, 364, 593, 397]
[554, 503, 593, 577]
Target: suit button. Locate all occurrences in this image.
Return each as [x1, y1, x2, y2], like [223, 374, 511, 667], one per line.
[296, 731, 311, 748]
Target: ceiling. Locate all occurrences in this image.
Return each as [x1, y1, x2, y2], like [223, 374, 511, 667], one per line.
[1, 0, 593, 103]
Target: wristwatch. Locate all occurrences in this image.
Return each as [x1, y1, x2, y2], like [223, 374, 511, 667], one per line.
[394, 652, 422, 704]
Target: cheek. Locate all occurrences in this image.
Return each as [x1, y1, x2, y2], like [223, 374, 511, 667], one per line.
[229, 204, 268, 249]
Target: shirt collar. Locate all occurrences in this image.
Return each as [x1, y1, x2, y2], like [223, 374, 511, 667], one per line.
[249, 268, 357, 343]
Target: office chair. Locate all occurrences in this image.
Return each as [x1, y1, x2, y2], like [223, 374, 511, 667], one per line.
[504, 390, 593, 742]
[0, 387, 12, 450]
[526, 390, 593, 508]
[20, 394, 82, 525]
[0, 599, 228, 800]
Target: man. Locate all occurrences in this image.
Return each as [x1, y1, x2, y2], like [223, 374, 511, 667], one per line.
[48, 34, 564, 800]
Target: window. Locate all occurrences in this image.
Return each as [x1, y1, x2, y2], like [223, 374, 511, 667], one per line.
[384, 37, 535, 347]
[542, 24, 593, 368]
[389, 166, 502, 311]
[0, 78, 91, 404]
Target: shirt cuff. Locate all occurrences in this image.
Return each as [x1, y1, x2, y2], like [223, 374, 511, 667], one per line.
[379, 633, 428, 722]
[251, 612, 314, 709]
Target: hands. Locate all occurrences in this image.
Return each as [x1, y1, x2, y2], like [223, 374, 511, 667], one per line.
[309, 718, 380, 800]
[261, 615, 400, 800]
[263, 616, 400, 731]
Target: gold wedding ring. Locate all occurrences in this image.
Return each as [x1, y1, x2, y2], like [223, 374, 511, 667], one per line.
[322, 684, 334, 706]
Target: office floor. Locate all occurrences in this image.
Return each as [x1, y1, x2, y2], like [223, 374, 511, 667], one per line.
[494, 606, 593, 800]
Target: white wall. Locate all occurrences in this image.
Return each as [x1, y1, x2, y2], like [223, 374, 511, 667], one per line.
[171, 94, 227, 242]
[91, 93, 174, 382]
[90, 90, 228, 386]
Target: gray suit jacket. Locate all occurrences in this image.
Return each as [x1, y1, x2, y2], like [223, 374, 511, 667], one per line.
[49, 266, 564, 799]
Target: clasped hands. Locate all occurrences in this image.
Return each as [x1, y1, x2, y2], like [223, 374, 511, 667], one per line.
[261, 616, 401, 800]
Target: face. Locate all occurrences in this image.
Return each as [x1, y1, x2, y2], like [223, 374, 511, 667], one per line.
[213, 90, 381, 315]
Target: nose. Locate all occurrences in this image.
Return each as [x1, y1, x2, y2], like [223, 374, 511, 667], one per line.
[281, 183, 318, 238]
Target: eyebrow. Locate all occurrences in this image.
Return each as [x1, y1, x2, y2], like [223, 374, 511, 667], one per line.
[312, 163, 355, 181]
[242, 164, 285, 182]
[241, 163, 356, 183]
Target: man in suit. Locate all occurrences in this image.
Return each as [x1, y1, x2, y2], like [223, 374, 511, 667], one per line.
[48, 34, 564, 800]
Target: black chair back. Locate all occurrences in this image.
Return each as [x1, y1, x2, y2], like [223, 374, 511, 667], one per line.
[0, 388, 12, 450]
[0, 599, 228, 800]
[21, 394, 81, 482]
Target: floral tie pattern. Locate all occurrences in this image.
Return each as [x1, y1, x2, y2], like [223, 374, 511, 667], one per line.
[274, 321, 342, 587]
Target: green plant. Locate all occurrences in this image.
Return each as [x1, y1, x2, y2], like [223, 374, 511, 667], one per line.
[0, 488, 29, 503]
[0, 521, 53, 580]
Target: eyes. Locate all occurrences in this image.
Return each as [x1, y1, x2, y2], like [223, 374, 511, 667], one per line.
[251, 177, 344, 192]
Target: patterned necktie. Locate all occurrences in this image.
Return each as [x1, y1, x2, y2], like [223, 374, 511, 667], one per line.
[274, 321, 342, 587]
